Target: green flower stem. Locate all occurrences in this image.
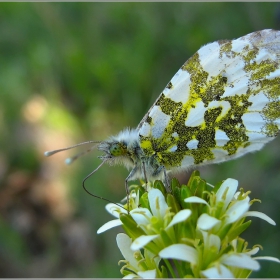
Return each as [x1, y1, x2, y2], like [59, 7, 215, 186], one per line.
[163, 259, 176, 278]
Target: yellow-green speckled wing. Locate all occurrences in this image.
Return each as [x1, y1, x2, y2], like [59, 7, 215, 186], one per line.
[138, 29, 280, 170]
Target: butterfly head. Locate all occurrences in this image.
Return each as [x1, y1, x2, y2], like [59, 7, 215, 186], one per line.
[98, 141, 129, 159]
[110, 142, 128, 157]
[97, 129, 141, 169]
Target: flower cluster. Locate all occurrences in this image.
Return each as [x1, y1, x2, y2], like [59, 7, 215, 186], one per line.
[97, 171, 279, 278]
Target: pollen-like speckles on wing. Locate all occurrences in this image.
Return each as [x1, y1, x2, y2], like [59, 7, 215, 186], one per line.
[155, 94, 183, 116]
[182, 53, 209, 91]
[259, 77, 280, 99]
[219, 40, 235, 59]
[146, 116, 152, 124]
[262, 101, 280, 121]
[138, 29, 280, 170]
[242, 45, 259, 62]
[167, 82, 173, 89]
[262, 122, 279, 137]
[245, 59, 277, 80]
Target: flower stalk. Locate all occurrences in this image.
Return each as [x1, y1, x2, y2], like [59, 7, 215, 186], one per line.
[98, 170, 280, 278]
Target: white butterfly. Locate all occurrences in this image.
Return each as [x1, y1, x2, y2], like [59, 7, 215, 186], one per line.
[45, 29, 280, 205]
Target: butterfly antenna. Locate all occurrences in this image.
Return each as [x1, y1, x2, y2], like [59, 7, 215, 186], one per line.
[82, 160, 127, 211]
[44, 141, 100, 157]
[65, 144, 100, 165]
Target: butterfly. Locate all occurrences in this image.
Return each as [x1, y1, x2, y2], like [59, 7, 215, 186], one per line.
[45, 29, 280, 207]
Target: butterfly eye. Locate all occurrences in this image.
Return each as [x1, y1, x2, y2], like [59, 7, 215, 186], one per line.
[109, 143, 127, 157]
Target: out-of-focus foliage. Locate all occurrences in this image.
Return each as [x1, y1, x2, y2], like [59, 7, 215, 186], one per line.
[0, 2, 279, 277]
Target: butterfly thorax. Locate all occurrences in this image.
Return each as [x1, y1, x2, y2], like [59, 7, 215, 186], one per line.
[97, 128, 164, 181]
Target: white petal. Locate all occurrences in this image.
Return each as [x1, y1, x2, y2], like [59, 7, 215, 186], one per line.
[197, 213, 221, 230]
[137, 269, 157, 278]
[166, 209, 192, 229]
[233, 191, 241, 199]
[201, 264, 234, 278]
[254, 256, 280, 263]
[184, 196, 209, 206]
[131, 234, 159, 251]
[208, 234, 221, 251]
[221, 253, 260, 270]
[130, 208, 153, 229]
[106, 203, 127, 218]
[159, 244, 198, 264]
[225, 200, 250, 224]
[246, 247, 260, 255]
[148, 189, 169, 218]
[116, 233, 140, 269]
[243, 211, 276, 225]
[216, 178, 238, 210]
[200, 231, 221, 251]
[97, 219, 122, 234]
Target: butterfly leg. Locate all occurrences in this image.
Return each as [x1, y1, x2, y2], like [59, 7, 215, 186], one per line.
[142, 161, 148, 187]
[162, 166, 170, 191]
[152, 165, 170, 191]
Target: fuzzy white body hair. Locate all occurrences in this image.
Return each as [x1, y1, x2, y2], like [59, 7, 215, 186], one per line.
[108, 128, 141, 170]
[98, 128, 165, 182]
[109, 128, 139, 147]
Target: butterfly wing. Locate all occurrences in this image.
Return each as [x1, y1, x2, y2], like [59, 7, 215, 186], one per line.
[138, 29, 280, 170]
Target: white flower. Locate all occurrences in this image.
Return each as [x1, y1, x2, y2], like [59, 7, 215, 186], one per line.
[117, 233, 159, 279]
[97, 203, 127, 234]
[197, 213, 221, 231]
[202, 251, 280, 278]
[201, 264, 234, 278]
[184, 178, 276, 230]
[159, 244, 198, 264]
[221, 253, 260, 270]
[183, 177, 278, 278]
[243, 211, 276, 225]
[99, 171, 280, 278]
[200, 230, 221, 253]
[224, 197, 250, 224]
[130, 189, 191, 250]
[216, 178, 238, 211]
[117, 233, 142, 271]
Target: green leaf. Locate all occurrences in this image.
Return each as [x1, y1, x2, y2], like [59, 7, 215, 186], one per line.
[140, 192, 150, 210]
[120, 213, 145, 239]
[171, 177, 181, 192]
[166, 193, 181, 214]
[154, 180, 166, 196]
[228, 220, 252, 242]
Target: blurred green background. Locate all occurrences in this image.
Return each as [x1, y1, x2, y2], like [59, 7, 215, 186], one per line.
[0, 2, 280, 277]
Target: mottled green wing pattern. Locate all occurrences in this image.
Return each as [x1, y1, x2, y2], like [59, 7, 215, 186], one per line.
[138, 29, 280, 170]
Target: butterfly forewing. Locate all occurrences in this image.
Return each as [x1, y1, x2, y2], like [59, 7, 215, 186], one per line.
[138, 29, 280, 171]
